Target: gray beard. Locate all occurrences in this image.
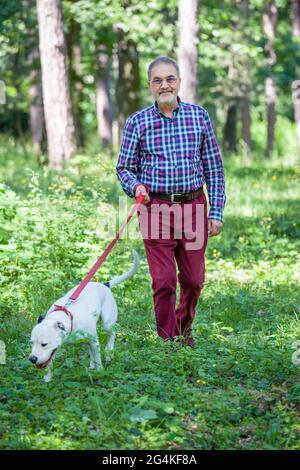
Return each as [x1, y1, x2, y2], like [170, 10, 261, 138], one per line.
[157, 93, 177, 106]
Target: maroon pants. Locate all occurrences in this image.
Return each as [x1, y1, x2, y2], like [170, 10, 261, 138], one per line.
[137, 192, 208, 340]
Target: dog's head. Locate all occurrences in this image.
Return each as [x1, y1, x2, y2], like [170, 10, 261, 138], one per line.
[29, 317, 66, 369]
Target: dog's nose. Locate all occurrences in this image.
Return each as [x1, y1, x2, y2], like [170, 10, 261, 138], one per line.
[29, 355, 38, 364]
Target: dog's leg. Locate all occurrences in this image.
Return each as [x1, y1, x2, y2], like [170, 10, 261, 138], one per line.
[101, 291, 118, 364]
[88, 343, 96, 369]
[89, 338, 103, 370]
[105, 331, 116, 363]
[44, 364, 52, 383]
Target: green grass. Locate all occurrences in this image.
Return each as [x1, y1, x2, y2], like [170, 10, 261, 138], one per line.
[0, 135, 299, 449]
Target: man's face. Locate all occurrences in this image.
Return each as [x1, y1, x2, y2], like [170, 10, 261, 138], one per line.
[148, 63, 181, 106]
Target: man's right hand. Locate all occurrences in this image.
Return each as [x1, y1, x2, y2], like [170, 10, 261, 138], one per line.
[135, 184, 150, 204]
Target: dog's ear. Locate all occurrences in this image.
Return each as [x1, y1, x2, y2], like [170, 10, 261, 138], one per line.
[55, 321, 66, 332]
[37, 315, 45, 324]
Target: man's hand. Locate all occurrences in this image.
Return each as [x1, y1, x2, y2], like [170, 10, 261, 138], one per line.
[208, 219, 223, 237]
[135, 184, 150, 204]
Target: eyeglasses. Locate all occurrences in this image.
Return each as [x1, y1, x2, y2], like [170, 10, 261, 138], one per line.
[150, 76, 178, 86]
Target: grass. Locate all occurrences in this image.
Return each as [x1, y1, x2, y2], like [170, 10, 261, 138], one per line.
[0, 135, 299, 450]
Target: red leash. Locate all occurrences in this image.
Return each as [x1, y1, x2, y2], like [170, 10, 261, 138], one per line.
[68, 193, 144, 302]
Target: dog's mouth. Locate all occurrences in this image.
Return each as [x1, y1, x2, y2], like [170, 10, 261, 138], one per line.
[35, 348, 57, 369]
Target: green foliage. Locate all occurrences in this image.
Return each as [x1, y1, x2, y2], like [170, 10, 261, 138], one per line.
[1, 0, 299, 140]
[0, 142, 299, 450]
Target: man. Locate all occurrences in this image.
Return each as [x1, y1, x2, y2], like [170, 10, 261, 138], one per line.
[116, 56, 226, 347]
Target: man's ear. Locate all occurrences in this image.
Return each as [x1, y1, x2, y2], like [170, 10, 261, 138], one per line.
[37, 315, 45, 324]
[55, 321, 66, 332]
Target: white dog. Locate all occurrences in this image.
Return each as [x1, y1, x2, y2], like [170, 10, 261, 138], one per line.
[29, 250, 140, 382]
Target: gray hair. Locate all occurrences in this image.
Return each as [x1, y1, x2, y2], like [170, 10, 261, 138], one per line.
[147, 56, 180, 81]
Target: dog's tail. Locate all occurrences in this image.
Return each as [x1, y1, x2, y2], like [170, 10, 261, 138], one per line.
[105, 250, 140, 288]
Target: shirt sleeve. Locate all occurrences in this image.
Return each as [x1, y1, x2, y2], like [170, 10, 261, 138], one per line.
[116, 118, 141, 197]
[201, 111, 226, 222]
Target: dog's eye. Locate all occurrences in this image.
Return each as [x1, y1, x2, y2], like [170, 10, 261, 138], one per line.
[41, 343, 48, 347]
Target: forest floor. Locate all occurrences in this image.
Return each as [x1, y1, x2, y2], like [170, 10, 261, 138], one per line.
[0, 138, 299, 449]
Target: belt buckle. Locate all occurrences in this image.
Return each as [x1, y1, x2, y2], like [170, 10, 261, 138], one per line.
[171, 193, 182, 203]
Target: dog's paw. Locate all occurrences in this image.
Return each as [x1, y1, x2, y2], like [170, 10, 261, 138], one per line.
[44, 374, 52, 383]
[105, 355, 113, 363]
[89, 362, 95, 369]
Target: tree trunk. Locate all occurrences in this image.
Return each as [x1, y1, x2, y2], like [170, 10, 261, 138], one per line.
[116, 30, 140, 144]
[294, 89, 300, 149]
[66, 18, 85, 148]
[222, 103, 238, 153]
[96, 45, 113, 148]
[265, 77, 276, 156]
[178, 0, 200, 103]
[239, 0, 252, 159]
[36, 0, 77, 169]
[28, 47, 44, 154]
[24, 0, 44, 155]
[263, 2, 277, 157]
[291, 0, 300, 37]
[240, 96, 252, 157]
[291, 1, 300, 149]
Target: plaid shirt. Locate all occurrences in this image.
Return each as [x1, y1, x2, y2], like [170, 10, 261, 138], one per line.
[116, 97, 226, 221]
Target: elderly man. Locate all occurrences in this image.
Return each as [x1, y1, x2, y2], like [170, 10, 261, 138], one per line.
[116, 56, 226, 347]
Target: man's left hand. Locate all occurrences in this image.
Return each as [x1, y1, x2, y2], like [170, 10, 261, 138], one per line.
[208, 219, 223, 237]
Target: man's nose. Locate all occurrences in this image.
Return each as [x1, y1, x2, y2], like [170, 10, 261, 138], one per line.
[29, 355, 38, 364]
[160, 79, 170, 87]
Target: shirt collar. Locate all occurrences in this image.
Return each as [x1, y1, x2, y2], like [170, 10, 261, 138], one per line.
[153, 96, 181, 118]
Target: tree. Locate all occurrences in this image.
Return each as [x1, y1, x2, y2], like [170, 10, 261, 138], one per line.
[66, 16, 85, 148]
[96, 44, 113, 148]
[263, 1, 277, 158]
[116, 27, 140, 145]
[25, 0, 44, 155]
[291, 0, 300, 148]
[291, 0, 300, 36]
[222, 52, 251, 155]
[239, 0, 252, 159]
[222, 101, 238, 153]
[36, 0, 77, 169]
[178, 0, 200, 103]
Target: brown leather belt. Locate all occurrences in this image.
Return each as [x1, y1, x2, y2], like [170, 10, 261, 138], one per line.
[149, 187, 203, 203]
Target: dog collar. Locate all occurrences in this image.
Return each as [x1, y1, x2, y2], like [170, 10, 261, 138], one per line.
[52, 305, 74, 332]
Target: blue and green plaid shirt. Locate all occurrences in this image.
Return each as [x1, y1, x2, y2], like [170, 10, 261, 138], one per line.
[116, 97, 226, 221]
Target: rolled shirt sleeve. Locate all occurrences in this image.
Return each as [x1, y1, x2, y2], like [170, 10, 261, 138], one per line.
[201, 111, 226, 222]
[116, 118, 141, 197]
